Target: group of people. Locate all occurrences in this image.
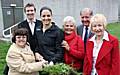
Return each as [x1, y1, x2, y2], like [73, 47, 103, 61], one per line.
[4, 3, 119, 75]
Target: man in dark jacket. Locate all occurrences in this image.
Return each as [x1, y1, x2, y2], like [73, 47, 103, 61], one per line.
[18, 3, 42, 53]
[77, 8, 93, 51]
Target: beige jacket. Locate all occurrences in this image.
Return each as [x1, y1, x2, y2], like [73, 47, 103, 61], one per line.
[6, 43, 46, 75]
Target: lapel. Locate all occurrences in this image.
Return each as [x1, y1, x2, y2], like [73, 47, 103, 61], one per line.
[34, 20, 37, 35]
[89, 31, 94, 38]
[87, 41, 94, 65]
[24, 20, 33, 36]
[34, 20, 42, 35]
[81, 25, 84, 36]
[96, 40, 112, 65]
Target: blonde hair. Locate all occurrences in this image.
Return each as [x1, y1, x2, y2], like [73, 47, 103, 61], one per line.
[90, 14, 107, 30]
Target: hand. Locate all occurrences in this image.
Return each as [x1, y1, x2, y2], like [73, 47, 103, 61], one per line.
[42, 60, 48, 67]
[44, 61, 54, 67]
[35, 52, 43, 61]
[61, 40, 70, 51]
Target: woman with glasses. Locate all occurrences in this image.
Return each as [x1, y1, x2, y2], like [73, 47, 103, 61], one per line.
[6, 28, 48, 75]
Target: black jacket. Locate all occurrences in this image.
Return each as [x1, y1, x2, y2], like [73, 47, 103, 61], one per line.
[18, 19, 42, 53]
[35, 22, 64, 63]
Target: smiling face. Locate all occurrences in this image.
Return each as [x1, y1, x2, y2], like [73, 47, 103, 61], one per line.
[40, 9, 52, 26]
[25, 6, 36, 20]
[64, 21, 75, 35]
[80, 8, 93, 27]
[91, 22, 105, 36]
[80, 11, 91, 27]
[90, 14, 107, 37]
[15, 35, 27, 48]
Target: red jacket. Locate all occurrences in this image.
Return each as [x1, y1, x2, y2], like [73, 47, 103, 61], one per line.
[83, 34, 119, 75]
[64, 32, 84, 70]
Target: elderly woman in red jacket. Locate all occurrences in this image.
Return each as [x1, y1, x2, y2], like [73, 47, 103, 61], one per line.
[83, 14, 119, 75]
[62, 16, 85, 71]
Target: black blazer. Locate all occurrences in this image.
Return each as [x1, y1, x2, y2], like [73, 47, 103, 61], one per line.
[18, 19, 42, 53]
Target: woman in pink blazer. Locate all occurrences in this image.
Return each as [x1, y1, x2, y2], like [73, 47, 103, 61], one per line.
[83, 14, 119, 75]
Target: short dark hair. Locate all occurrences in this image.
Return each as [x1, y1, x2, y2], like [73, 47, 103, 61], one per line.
[12, 28, 29, 43]
[24, 3, 36, 12]
[40, 6, 52, 16]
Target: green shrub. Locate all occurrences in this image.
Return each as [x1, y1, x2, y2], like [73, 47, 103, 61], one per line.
[39, 63, 80, 75]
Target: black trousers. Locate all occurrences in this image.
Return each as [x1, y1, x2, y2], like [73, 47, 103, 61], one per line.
[3, 64, 9, 75]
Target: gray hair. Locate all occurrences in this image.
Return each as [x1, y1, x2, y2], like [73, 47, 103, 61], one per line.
[80, 8, 93, 16]
[63, 16, 76, 25]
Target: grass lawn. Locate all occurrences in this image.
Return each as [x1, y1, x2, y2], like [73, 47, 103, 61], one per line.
[107, 22, 120, 41]
[0, 40, 10, 75]
[0, 22, 120, 75]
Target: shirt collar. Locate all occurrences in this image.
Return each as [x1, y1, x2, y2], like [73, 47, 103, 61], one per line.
[89, 31, 109, 42]
[84, 26, 90, 29]
[27, 18, 36, 23]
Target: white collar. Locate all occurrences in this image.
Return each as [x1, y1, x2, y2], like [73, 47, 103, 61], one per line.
[89, 31, 109, 41]
[84, 26, 90, 29]
[27, 18, 36, 23]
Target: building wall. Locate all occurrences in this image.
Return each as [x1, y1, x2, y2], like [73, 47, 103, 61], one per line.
[0, 0, 119, 37]
[24, 0, 119, 28]
[118, 0, 120, 22]
[0, 0, 4, 37]
[1, 0, 24, 29]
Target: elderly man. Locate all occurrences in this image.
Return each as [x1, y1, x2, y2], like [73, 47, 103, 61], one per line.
[77, 8, 93, 51]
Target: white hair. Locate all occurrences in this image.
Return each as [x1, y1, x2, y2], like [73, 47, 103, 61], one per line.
[63, 16, 76, 25]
